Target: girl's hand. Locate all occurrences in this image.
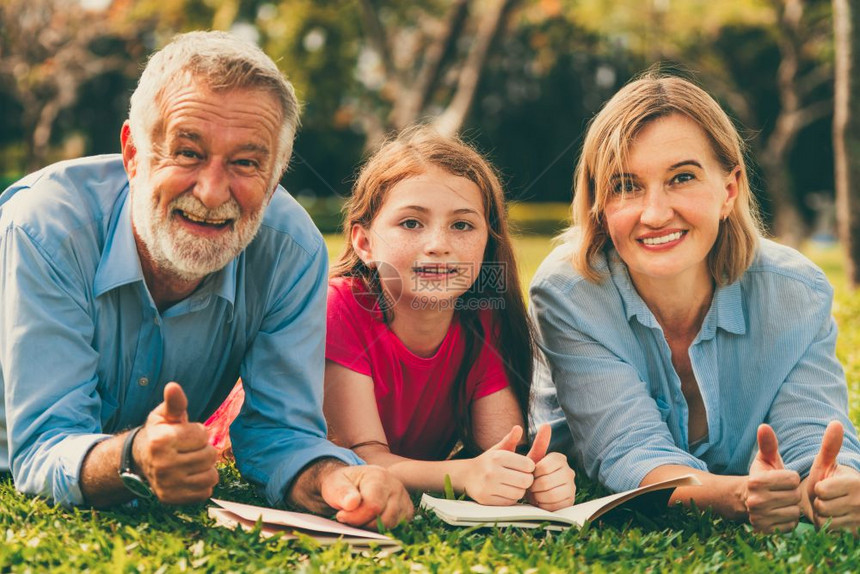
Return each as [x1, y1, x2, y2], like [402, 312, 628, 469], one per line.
[745, 424, 802, 533]
[461, 425, 535, 505]
[807, 421, 860, 532]
[524, 424, 576, 511]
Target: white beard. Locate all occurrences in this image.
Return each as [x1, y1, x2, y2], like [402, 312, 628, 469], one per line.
[130, 175, 266, 282]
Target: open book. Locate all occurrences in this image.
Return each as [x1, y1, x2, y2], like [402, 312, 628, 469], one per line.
[208, 498, 400, 550]
[421, 474, 701, 530]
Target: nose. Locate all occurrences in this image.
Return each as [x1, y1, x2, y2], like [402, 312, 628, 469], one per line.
[423, 226, 452, 256]
[640, 186, 674, 228]
[193, 161, 231, 209]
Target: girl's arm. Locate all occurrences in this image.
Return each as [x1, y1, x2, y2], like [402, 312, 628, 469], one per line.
[323, 361, 536, 505]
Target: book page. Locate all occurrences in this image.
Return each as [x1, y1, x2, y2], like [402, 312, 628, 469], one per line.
[553, 474, 702, 525]
[420, 495, 575, 526]
[210, 498, 393, 542]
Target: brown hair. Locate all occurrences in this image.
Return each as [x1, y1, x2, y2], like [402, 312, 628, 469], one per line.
[332, 126, 535, 455]
[565, 72, 763, 285]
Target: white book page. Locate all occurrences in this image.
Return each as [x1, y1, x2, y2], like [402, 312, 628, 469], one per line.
[210, 498, 393, 541]
[420, 495, 572, 525]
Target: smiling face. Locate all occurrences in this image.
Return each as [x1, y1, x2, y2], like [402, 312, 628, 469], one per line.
[351, 166, 489, 311]
[123, 81, 282, 282]
[603, 113, 739, 291]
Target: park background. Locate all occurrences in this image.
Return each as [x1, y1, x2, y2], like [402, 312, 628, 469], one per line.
[2, 0, 860, 571]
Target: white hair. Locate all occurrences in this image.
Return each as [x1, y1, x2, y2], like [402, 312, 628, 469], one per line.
[128, 30, 300, 186]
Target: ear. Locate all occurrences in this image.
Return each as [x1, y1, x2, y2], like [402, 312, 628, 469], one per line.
[720, 165, 741, 220]
[120, 121, 138, 179]
[350, 223, 374, 266]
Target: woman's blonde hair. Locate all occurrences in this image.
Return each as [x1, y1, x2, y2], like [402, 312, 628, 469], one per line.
[566, 72, 763, 285]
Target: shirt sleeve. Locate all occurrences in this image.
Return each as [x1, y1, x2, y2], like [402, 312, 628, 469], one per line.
[764, 283, 860, 476]
[324, 281, 372, 378]
[530, 275, 707, 493]
[1, 225, 111, 507]
[231, 239, 362, 506]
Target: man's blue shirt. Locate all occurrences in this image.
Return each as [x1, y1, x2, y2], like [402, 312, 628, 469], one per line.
[0, 155, 361, 506]
[530, 238, 860, 493]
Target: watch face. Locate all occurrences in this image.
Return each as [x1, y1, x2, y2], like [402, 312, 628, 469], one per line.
[120, 472, 154, 499]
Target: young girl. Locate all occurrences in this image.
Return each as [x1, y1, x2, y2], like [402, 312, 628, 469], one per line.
[323, 127, 575, 510]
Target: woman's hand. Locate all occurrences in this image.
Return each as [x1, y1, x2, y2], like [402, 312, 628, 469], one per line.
[806, 421, 860, 532]
[745, 424, 802, 533]
[524, 424, 576, 511]
[458, 425, 535, 505]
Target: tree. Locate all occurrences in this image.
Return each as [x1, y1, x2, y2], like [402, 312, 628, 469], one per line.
[0, 0, 145, 171]
[833, 0, 860, 287]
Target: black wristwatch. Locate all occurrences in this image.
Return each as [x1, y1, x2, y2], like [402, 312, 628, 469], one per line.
[119, 426, 154, 499]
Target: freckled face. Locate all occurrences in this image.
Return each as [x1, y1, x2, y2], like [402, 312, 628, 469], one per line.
[352, 166, 489, 309]
[125, 82, 282, 280]
[603, 114, 739, 288]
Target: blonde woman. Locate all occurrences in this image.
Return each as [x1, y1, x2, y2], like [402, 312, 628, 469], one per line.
[530, 73, 860, 533]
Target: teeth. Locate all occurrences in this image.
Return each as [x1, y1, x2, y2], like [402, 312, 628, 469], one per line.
[416, 267, 455, 274]
[641, 231, 683, 246]
[182, 211, 229, 225]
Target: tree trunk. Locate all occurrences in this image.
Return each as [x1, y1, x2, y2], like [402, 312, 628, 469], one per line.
[833, 0, 860, 288]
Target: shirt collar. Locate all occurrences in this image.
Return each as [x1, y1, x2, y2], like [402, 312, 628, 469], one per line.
[607, 247, 747, 338]
[92, 188, 237, 317]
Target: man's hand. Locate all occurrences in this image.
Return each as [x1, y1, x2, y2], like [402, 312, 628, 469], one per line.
[319, 463, 414, 530]
[524, 424, 576, 511]
[806, 421, 860, 531]
[745, 424, 801, 532]
[458, 425, 535, 506]
[134, 382, 219, 504]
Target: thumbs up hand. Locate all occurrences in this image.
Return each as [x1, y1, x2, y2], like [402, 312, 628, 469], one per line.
[745, 424, 801, 532]
[459, 425, 535, 505]
[806, 421, 860, 531]
[525, 424, 576, 511]
[135, 382, 219, 504]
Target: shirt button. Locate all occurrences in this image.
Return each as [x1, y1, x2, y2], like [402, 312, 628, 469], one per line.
[138, 377, 149, 387]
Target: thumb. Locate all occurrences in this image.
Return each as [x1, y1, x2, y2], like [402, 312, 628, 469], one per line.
[489, 425, 523, 452]
[755, 424, 783, 470]
[160, 382, 189, 424]
[813, 420, 844, 478]
[526, 423, 552, 463]
[321, 468, 362, 512]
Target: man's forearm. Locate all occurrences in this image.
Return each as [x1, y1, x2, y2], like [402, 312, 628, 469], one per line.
[286, 457, 347, 514]
[80, 432, 136, 508]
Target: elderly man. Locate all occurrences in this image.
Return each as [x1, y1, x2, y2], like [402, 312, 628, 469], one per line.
[0, 31, 412, 529]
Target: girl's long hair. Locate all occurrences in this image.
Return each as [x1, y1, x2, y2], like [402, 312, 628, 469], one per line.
[331, 126, 535, 455]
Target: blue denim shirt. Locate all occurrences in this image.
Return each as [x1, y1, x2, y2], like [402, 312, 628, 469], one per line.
[530, 238, 860, 493]
[0, 155, 361, 506]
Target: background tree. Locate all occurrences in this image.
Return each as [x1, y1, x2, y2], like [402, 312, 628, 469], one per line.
[833, 0, 860, 287]
[0, 0, 147, 172]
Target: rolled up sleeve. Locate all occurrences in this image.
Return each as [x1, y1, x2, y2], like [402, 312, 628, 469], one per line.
[1, 225, 110, 506]
[530, 275, 706, 493]
[231, 237, 361, 506]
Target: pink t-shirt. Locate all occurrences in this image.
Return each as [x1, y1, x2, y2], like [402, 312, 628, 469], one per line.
[326, 277, 510, 461]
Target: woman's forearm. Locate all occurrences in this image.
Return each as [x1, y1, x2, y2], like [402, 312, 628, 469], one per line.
[641, 465, 748, 521]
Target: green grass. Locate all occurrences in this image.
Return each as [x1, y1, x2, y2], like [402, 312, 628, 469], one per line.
[2, 237, 860, 572]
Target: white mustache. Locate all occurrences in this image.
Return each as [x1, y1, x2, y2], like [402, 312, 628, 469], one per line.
[170, 193, 241, 221]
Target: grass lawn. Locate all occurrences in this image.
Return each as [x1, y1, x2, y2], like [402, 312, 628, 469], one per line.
[2, 236, 859, 572]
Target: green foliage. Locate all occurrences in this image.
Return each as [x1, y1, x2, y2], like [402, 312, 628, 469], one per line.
[2, 240, 859, 571]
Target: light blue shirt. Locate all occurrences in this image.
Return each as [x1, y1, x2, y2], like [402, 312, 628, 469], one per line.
[0, 155, 361, 506]
[530, 238, 860, 493]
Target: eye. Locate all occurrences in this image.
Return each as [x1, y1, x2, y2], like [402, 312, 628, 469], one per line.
[611, 179, 637, 194]
[233, 158, 261, 174]
[176, 149, 202, 162]
[452, 221, 474, 231]
[400, 219, 421, 230]
[671, 172, 695, 185]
